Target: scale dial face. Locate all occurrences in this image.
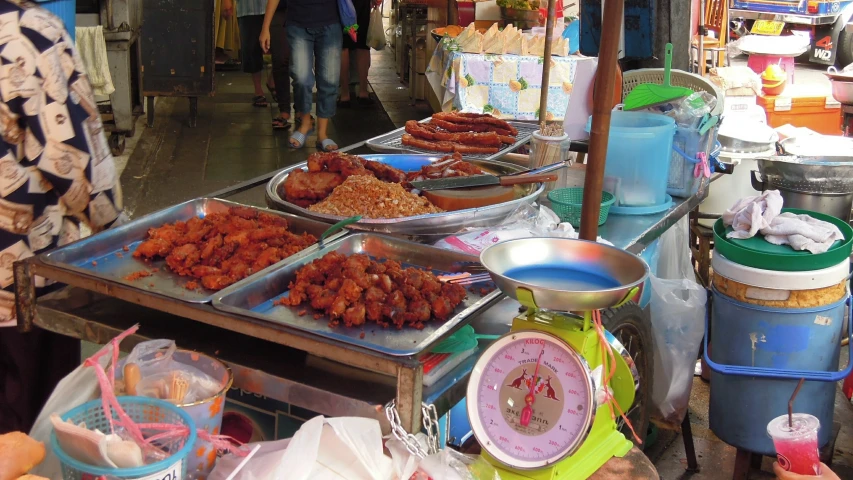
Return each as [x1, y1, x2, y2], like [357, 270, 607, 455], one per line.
[467, 330, 596, 470]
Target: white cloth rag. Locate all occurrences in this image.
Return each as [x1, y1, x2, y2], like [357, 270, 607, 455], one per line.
[722, 190, 844, 254]
[722, 190, 784, 239]
[75, 26, 115, 96]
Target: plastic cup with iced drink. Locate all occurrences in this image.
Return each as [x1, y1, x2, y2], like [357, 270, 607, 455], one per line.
[767, 413, 822, 476]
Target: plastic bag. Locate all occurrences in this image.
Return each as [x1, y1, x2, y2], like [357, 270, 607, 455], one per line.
[119, 339, 221, 404]
[366, 7, 386, 51]
[649, 274, 706, 425]
[28, 326, 140, 479]
[210, 416, 394, 480]
[434, 203, 612, 254]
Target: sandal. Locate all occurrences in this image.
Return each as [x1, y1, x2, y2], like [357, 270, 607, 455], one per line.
[252, 95, 269, 107]
[316, 138, 338, 152]
[356, 95, 376, 106]
[272, 116, 291, 130]
[289, 122, 315, 149]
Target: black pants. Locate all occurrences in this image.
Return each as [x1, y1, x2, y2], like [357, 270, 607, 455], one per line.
[270, 10, 292, 115]
[0, 327, 80, 433]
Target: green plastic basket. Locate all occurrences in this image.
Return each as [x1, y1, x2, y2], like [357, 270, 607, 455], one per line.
[548, 188, 616, 227]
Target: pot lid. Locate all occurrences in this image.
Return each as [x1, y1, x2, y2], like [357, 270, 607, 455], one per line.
[777, 136, 853, 163]
[718, 120, 778, 145]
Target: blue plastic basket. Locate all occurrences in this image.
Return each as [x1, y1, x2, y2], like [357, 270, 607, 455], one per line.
[32, 0, 75, 42]
[52, 397, 197, 480]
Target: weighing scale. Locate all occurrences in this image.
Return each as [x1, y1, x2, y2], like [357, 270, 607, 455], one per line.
[468, 238, 649, 480]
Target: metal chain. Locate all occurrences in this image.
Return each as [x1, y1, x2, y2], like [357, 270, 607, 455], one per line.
[385, 400, 440, 458]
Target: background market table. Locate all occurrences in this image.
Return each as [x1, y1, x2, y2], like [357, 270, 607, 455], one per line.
[426, 46, 595, 120]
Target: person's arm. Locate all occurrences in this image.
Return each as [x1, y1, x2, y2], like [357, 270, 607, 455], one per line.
[222, 0, 234, 18]
[260, 0, 281, 53]
[773, 462, 841, 480]
[30, 31, 124, 233]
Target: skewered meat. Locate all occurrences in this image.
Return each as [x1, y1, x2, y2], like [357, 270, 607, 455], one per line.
[405, 153, 484, 182]
[276, 252, 467, 329]
[427, 118, 515, 138]
[405, 121, 503, 147]
[431, 112, 519, 136]
[133, 207, 317, 290]
[402, 134, 500, 154]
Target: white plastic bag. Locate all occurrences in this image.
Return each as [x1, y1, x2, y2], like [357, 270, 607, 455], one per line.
[434, 203, 612, 254]
[367, 7, 386, 51]
[120, 339, 221, 403]
[649, 275, 706, 424]
[210, 416, 394, 480]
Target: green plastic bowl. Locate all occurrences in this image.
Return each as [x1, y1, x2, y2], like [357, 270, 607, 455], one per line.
[548, 188, 615, 227]
[713, 208, 853, 272]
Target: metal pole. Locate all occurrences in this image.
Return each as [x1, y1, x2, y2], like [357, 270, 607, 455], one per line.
[698, 0, 705, 74]
[578, 0, 623, 240]
[538, 0, 558, 129]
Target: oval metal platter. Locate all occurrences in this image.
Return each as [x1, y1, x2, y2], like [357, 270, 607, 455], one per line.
[265, 154, 545, 236]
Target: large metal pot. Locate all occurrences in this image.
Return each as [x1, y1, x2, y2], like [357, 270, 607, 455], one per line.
[751, 171, 853, 221]
[830, 79, 853, 105]
[752, 137, 853, 221]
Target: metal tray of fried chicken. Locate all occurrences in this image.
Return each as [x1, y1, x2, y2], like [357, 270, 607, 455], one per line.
[265, 154, 544, 236]
[364, 116, 538, 161]
[40, 198, 348, 304]
[213, 233, 504, 357]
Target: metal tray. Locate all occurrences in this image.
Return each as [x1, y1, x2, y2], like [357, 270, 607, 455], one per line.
[213, 233, 504, 357]
[40, 198, 348, 304]
[364, 118, 537, 161]
[265, 154, 544, 236]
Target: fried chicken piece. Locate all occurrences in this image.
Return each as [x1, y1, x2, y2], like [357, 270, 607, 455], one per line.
[344, 303, 366, 327]
[253, 247, 282, 271]
[201, 274, 234, 290]
[283, 169, 346, 204]
[134, 238, 173, 259]
[166, 243, 200, 275]
[361, 160, 407, 183]
[277, 252, 468, 329]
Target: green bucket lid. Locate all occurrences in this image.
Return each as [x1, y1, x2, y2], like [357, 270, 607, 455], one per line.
[713, 208, 853, 272]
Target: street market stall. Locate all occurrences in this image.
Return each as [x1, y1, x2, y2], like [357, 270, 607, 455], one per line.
[9, 1, 736, 477]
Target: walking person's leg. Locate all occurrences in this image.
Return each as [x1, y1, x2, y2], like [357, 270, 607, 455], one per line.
[269, 10, 291, 129]
[353, 0, 374, 104]
[339, 47, 352, 106]
[288, 26, 316, 148]
[240, 15, 269, 107]
[355, 48, 373, 103]
[315, 24, 343, 151]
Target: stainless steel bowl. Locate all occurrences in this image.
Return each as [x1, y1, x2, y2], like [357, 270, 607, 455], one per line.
[480, 238, 650, 312]
[265, 154, 545, 236]
[830, 78, 853, 105]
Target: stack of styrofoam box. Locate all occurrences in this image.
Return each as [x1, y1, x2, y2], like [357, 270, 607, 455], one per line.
[708, 66, 767, 124]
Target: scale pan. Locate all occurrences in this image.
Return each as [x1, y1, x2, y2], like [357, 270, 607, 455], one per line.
[480, 238, 649, 312]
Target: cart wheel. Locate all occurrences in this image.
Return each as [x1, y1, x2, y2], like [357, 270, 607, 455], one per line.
[109, 134, 126, 156]
[602, 302, 653, 448]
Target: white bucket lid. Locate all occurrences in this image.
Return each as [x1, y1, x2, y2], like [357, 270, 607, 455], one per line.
[712, 253, 850, 290]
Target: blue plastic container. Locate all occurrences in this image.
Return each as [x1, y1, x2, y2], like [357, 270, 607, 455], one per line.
[33, 0, 75, 42]
[53, 397, 197, 480]
[706, 289, 853, 456]
[586, 111, 676, 207]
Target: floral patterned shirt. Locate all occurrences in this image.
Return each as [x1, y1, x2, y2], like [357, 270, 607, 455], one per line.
[0, 0, 123, 327]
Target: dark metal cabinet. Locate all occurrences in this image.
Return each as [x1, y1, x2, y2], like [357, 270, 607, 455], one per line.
[140, 0, 215, 127]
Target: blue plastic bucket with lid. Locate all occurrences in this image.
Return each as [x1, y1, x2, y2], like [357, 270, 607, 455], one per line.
[586, 111, 676, 208]
[705, 289, 853, 456]
[33, 0, 75, 42]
